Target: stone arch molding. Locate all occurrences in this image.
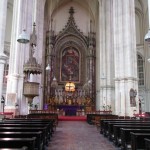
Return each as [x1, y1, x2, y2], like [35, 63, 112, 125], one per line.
[53, 7, 89, 85]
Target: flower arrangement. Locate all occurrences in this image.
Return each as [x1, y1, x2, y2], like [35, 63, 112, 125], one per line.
[107, 105, 111, 111]
[102, 104, 111, 111]
[102, 104, 106, 111]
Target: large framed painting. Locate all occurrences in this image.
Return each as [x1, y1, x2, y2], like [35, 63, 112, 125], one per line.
[60, 47, 80, 82]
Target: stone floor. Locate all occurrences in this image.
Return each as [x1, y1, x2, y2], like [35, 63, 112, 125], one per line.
[47, 121, 118, 150]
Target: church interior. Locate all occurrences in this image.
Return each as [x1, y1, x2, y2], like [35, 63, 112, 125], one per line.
[0, 0, 150, 149]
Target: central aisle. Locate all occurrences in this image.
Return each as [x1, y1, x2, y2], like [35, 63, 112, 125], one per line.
[47, 121, 117, 150]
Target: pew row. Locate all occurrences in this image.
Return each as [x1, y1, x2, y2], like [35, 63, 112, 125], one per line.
[0, 132, 42, 150]
[0, 119, 55, 149]
[121, 128, 150, 150]
[145, 138, 150, 150]
[100, 119, 150, 149]
[0, 146, 28, 150]
[0, 137, 36, 149]
[131, 132, 150, 150]
[113, 125, 150, 146]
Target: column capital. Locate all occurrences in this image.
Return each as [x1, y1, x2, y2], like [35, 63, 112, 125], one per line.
[114, 77, 139, 82]
[7, 73, 20, 80]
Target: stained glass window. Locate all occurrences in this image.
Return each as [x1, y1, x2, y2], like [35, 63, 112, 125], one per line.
[137, 54, 144, 86]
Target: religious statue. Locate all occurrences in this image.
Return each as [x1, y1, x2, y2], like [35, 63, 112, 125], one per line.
[130, 89, 137, 107]
[85, 97, 92, 106]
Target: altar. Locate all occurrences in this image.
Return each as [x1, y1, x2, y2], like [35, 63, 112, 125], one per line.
[57, 105, 84, 116]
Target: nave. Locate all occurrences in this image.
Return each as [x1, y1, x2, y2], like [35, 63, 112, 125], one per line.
[47, 121, 117, 150]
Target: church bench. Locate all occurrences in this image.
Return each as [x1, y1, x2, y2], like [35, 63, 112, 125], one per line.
[145, 138, 150, 150]
[0, 131, 42, 150]
[0, 127, 48, 147]
[102, 120, 150, 138]
[100, 119, 135, 134]
[27, 113, 58, 125]
[120, 128, 150, 150]
[0, 137, 36, 149]
[0, 147, 28, 150]
[3, 119, 57, 134]
[2, 119, 55, 136]
[103, 121, 138, 137]
[86, 114, 117, 125]
[0, 123, 51, 140]
[106, 122, 150, 140]
[131, 132, 150, 150]
[113, 125, 150, 146]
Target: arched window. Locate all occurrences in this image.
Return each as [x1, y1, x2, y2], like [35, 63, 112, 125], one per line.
[137, 54, 144, 86]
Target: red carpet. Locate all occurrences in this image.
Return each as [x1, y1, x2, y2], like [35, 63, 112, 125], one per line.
[58, 116, 87, 121]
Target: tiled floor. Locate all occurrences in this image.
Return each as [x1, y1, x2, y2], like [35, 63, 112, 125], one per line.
[47, 121, 118, 150]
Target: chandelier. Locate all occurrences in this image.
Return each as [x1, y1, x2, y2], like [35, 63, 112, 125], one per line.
[65, 82, 75, 92]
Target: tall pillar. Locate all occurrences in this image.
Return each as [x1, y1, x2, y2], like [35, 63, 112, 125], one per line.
[104, 0, 115, 111]
[113, 0, 138, 116]
[6, 0, 32, 115]
[98, 0, 115, 111]
[144, 0, 150, 112]
[0, 0, 8, 111]
[97, 0, 106, 111]
[34, 0, 45, 109]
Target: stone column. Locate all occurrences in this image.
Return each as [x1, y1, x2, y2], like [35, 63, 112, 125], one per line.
[97, 0, 105, 111]
[144, 0, 150, 112]
[104, 0, 115, 112]
[0, 0, 8, 111]
[113, 0, 138, 116]
[37, 0, 49, 109]
[97, 0, 115, 112]
[6, 0, 32, 115]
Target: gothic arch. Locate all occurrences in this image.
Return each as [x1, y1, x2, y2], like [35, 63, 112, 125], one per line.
[54, 39, 87, 85]
[53, 7, 89, 86]
[44, 6, 96, 106]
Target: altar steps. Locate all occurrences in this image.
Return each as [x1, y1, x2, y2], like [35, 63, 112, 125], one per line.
[58, 116, 87, 121]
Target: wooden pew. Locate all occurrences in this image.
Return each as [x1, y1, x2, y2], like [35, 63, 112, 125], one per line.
[2, 119, 55, 137]
[0, 146, 28, 150]
[0, 137, 36, 149]
[27, 113, 58, 125]
[102, 120, 150, 137]
[131, 132, 150, 150]
[113, 125, 150, 146]
[0, 123, 50, 140]
[100, 119, 136, 134]
[0, 119, 55, 149]
[103, 120, 150, 140]
[3, 119, 55, 135]
[145, 138, 150, 150]
[121, 128, 150, 150]
[0, 131, 42, 150]
[1, 119, 56, 141]
[107, 122, 150, 141]
[0, 127, 47, 147]
[86, 114, 117, 125]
